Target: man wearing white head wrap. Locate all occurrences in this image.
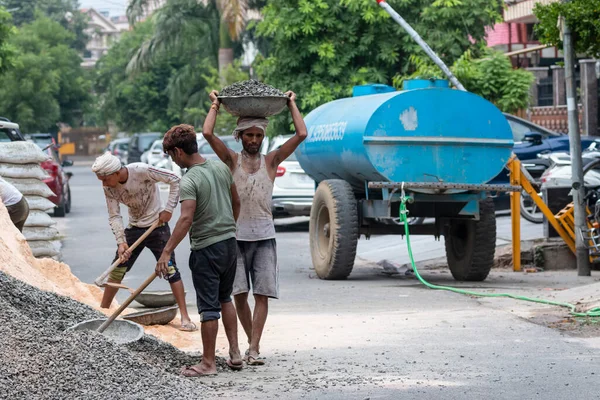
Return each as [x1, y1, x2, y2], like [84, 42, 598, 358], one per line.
[91, 151, 122, 176]
[232, 117, 269, 141]
[91, 150, 197, 332]
[202, 88, 308, 365]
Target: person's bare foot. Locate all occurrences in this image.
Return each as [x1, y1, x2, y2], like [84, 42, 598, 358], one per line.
[178, 319, 197, 332]
[181, 362, 217, 377]
[227, 349, 243, 370]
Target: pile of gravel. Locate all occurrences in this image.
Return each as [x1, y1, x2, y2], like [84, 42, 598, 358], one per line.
[0, 271, 219, 399]
[220, 79, 285, 97]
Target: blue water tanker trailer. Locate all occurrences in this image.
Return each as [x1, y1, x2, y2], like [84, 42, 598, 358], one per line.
[296, 79, 517, 282]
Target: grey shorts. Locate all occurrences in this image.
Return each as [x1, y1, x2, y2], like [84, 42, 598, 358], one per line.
[233, 239, 279, 299]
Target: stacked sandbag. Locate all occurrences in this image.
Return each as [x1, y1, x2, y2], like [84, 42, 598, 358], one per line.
[0, 141, 62, 259]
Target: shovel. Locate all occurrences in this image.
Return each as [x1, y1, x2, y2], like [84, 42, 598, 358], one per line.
[97, 272, 157, 334]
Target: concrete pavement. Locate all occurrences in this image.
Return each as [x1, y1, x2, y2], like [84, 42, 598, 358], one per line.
[54, 164, 600, 399]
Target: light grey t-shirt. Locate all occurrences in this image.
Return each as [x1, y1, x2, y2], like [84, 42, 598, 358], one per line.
[0, 177, 23, 206]
[103, 163, 180, 244]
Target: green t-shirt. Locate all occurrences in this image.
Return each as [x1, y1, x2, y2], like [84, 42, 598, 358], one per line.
[179, 159, 236, 250]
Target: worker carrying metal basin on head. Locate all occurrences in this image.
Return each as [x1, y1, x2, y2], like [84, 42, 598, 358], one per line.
[202, 79, 308, 366]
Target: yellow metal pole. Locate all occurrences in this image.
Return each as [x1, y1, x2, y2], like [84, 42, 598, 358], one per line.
[509, 157, 521, 272]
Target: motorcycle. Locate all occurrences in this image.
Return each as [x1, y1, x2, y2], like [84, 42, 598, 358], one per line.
[519, 142, 600, 224]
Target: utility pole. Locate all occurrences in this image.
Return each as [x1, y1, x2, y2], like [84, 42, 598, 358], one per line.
[562, 3, 591, 276]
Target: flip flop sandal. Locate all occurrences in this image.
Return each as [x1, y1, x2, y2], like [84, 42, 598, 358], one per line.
[180, 366, 217, 377]
[178, 322, 198, 332]
[227, 359, 244, 371]
[246, 355, 265, 366]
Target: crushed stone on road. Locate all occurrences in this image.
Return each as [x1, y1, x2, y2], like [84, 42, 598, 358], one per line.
[0, 271, 217, 399]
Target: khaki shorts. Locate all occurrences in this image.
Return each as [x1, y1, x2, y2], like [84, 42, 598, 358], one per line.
[233, 239, 279, 299]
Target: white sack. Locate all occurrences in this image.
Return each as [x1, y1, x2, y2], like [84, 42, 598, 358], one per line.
[0, 163, 50, 180]
[0, 142, 50, 164]
[24, 196, 56, 212]
[4, 177, 55, 198]
[24, 210, 56, 227]
[22, 226, 61, 241]
[28, 240, 61, 258]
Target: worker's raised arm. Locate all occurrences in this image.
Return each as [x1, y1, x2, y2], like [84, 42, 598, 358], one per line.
[147, 165, 180, 216]
[269, 91, 308, 167]
[202, 90, 237, 171]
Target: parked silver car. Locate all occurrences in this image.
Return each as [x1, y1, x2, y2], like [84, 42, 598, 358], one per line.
[269, 135, 314, 218]
[106, 138, 129, 164]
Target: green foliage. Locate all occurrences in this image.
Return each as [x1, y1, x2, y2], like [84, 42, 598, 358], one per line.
[1, 0, 89, 51]
[0, 16, 90, 131]
[534, 0, 600, 58]
[0, 7, 16, 75]
[255, 0, 503, 133]
[397, 49, 534, 114]
[95, 21, 177, 133]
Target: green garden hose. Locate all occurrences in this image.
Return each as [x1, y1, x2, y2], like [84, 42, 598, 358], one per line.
[399, 195, 600, 318]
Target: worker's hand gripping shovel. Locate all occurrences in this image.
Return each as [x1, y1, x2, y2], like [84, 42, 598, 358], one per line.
[93, 220, 161, 287]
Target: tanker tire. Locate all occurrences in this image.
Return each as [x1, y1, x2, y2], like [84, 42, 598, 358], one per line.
[309, 179, 359, 280]
[444, 198, 496, 282]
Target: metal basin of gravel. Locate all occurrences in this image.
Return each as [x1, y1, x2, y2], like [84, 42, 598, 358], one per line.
[218, 95, 288, 118]
[66, 319, 144, 344]
[135, 290, 183, 308]
[123, 305, 179, 326]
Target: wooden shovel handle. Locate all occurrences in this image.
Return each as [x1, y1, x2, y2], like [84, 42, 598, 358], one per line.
[97, 272, 157, 334]
[94, 220, 161, 287]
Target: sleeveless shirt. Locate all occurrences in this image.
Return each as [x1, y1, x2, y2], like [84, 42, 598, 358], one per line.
[233, 154, 275, 241]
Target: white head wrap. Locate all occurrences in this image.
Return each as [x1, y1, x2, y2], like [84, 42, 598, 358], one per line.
[92, 151, 122, 176]
[233, 117, 269, 140]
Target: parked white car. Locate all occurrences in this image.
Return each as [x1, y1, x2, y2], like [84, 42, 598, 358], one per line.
[141, 139, 169, 167]
[269, 135, 314, 218]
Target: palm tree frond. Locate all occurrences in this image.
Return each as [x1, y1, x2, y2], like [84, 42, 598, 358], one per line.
[217, 0, 248, 41]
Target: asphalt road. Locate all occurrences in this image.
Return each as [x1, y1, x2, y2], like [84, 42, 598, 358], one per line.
[56, 164, 600, 399]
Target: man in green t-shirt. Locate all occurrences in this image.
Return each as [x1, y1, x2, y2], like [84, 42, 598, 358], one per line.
[156, 124, 243, 376]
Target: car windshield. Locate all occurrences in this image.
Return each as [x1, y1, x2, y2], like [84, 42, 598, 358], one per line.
[199, 138, 243, 155]
[140, 135, 160, 151]
[30, 136, 54, 150]
[0, 129, 13, 142]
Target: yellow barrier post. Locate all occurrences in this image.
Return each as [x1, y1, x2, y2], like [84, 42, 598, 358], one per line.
[509, 156, 521, 271]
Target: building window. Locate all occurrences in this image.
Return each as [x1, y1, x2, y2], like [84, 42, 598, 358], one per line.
[538, 76, 553, 106]
[526, 23, 537, 42]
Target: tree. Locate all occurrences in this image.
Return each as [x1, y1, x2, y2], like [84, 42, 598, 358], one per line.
[0, 6, 15, 75]
[255, 0, 503, 133]
[397, 49, 534, 114]
[127, 0, 250, 73]
[534, 0, 600, 58]
[0, 16, 91, 132]
[95, 20, 178, 133]
[0, 0, 88, 51]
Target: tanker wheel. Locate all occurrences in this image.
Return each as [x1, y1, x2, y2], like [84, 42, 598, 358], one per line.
[444, 198, 496, 281]
[309, 179, 359, 280]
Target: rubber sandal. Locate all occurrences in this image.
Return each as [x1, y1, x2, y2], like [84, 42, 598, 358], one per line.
[227, 359, 244, 371]
[180, 366, 217, 377]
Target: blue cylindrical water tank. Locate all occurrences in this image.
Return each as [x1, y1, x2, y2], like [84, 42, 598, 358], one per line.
[296, 83, 513, 194]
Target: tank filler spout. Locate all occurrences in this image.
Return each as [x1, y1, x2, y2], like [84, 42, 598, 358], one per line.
[376, 0, 467, 92]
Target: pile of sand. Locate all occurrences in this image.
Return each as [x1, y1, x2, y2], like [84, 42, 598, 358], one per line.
[0, 202, 203, 350]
